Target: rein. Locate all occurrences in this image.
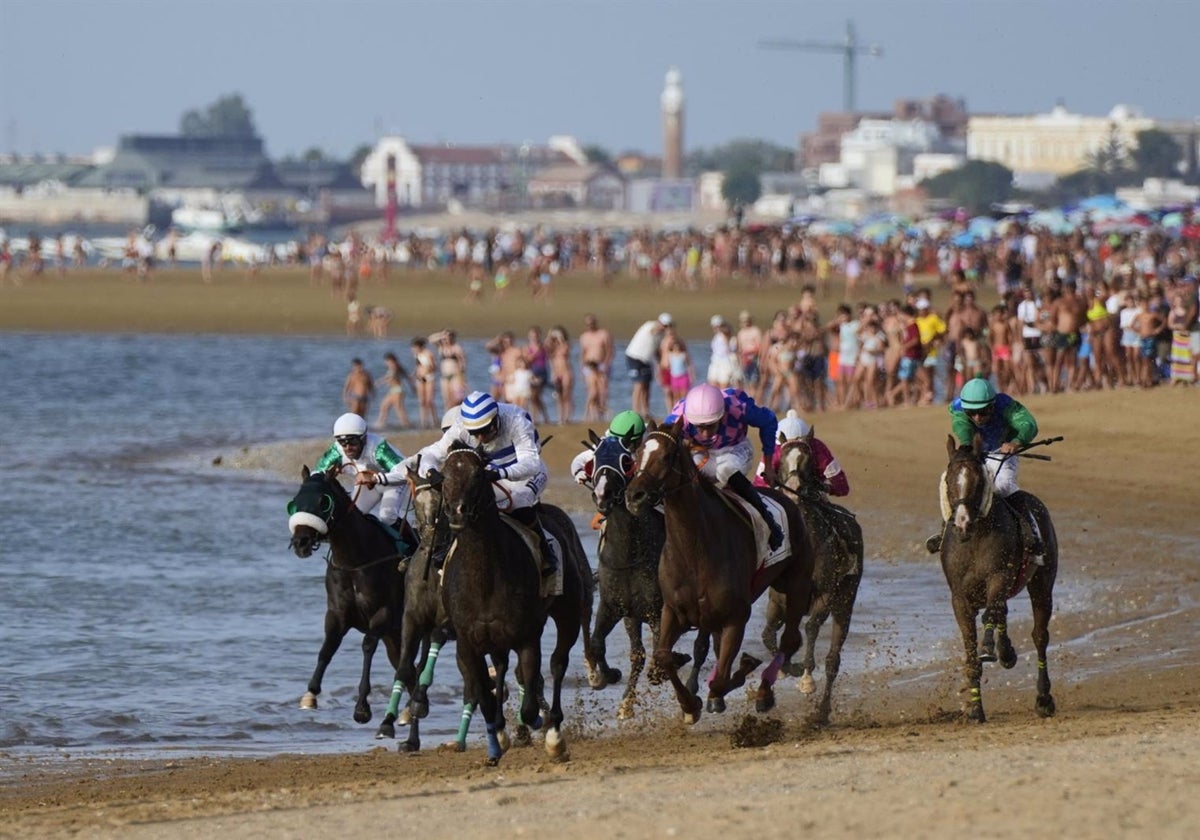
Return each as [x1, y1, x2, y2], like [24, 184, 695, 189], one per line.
[640, 429, 703, 504]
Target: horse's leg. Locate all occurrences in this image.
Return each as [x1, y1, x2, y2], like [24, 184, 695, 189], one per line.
[460, 645, 503, 766]
[706, 621, 750, 714]
[588, 599, 624, 689]
[799, 590, 830, 689]
[353, 633, 380, 724]
[414, 629, 445, 717]
[684, 630, 711, 698]
[760, 590, 784, 656]
[951, 593, 985, 722]
[618, 618, 645, 720]
[814, 579, 860, 725]
[379, 616, 423, 741]
[544, 613, 577, 760]
[302, 613, 347, 709]
[978, 605, 999, 663]
[653, 606, 702, 724]
[1028, 569, 1056, 717]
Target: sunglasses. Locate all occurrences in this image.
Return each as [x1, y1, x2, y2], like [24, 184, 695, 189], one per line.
[694, 421, 721, 434]
[336, 435, 365, 447]
[965, 408, 991, 418]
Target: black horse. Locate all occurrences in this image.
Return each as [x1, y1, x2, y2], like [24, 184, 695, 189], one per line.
[938, 435, 1058, 722]
[435, 443, 593, 765]
[287, 465, 410, 725]
[763, 432, 865, 724]
[586, 432, 710, 720]
[373, 461, 465, 750]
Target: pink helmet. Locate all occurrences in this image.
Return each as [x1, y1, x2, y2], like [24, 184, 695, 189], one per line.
[683, 384, 726, 425]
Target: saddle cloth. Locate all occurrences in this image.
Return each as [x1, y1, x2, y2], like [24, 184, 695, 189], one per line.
[499, 515, 564, 598]
[724, 492, 791, 570]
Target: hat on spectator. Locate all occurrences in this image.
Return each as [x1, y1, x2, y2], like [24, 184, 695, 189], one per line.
[658, 312, 674, 326]
[915, 298, 931, 310]
[710, 315, 725, 327]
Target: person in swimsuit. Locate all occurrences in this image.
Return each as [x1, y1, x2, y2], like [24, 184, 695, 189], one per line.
[375, 351, 416, 430]
[410, 337, 439, 429]
[342, 357, 374, 418]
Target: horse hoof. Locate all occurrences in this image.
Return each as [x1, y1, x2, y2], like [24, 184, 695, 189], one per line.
[514, 726, 532, 747]
[683, 695, 703, 725]
[604, 667, 622, 686]
[755, 688, 776, 714]
[999, 645, 1018, 670]
[706, 696, 726, 714]
[437, 740, 466, 753]
[545, 727, 568, 761]
[617, 698, 635, 721]
[739, 653, 763, 673]
[977, 650, 998, 664]
[498, 729, 513, 752]
[375, 723, 395, 740]
[966, 708, 987, 724]
[397, 708, 412, 725]
[413, 700, 430, 719]
[299, 692, 318, 710]
[397, 740, 420, 754]
[782, 662, 805, 679]
[1036, 696, 1057, 718]
[354, 708, 372, 725]
[799, 673, 816, 695]
[485, 756, 501, 767]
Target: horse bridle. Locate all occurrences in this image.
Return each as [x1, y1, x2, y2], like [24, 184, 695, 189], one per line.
[636, 429, 702, 507]
[409, 475, 450, 582]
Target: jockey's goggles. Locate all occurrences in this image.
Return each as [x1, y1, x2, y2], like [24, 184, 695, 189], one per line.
[336, 434, 366, 447]
[693, 420, 721, 435]
[964, 406, 993, 419]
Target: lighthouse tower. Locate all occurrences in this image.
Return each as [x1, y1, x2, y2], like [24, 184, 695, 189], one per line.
[661, 67, 685, 179]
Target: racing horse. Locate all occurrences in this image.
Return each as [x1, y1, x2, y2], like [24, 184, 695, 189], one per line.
[287, 464, 410, 725]
[762, 430, 865, 725]
[374, 461, 472, 751]
[586, 432, 711, 720]
[435, 442, 593, 765]
[625, 418, 815, 724]
[938, 434, 1058, 722]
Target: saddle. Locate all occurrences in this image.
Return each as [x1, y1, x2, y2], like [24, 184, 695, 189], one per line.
[719, 489, 790, 570]
[499, 515, 564, 598]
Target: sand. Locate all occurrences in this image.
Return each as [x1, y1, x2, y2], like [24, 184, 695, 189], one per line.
[3, 387, 1199, 839]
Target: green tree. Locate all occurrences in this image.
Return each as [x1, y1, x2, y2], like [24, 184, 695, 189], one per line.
[1131, 129, 1183, 180]
[301, 147, 328, 163]
[921, 160, 1013, 213]
[582, 144, 613, 166]
[349, 144, 373, 174]
[686, 139, 794, 176]
[721, 165, 761, 207]
[179, 94, 257, 138]
[1085, 126, 1131, 181]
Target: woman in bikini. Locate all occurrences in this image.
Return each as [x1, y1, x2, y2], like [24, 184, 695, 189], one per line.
[410, 337, 439, 429]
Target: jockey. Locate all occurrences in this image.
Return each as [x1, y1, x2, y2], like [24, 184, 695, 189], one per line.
[926, 376, 1045, 563]
[753, 409, 849, 498]
[666, 383, 784, 551]
[405, 391, 556, 577]
[570, 409, 646, 485]
[316, 412, 413, 549]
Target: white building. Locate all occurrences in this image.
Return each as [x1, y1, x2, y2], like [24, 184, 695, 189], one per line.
[819, 119, 949, 195]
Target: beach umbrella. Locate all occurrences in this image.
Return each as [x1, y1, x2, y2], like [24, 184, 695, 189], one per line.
[951, 231, 978, 247]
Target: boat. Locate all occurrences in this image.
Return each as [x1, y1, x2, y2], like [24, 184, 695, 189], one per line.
[171, 206, 244, 234]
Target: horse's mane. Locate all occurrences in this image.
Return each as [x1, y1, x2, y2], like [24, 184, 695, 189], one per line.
[655, 423, 721, 500]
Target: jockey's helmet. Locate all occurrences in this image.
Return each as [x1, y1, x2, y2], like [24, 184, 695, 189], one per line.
[608, 410, 645, 450]
[333, 412, 368, 438]
[683, 384, 726, 426]
[776, 409, 812, 443]
[459, 391, 499, 431]
[441, 404, 461, 431]
[960, 377, 996, 411]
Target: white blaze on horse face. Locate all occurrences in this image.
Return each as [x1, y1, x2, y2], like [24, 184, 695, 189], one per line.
[593, 473, 608, 505]
[639, 437, 661, 471]
[953, 469, 972, 531]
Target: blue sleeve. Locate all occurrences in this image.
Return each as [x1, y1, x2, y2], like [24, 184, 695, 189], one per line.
[741, 395, 778, 458]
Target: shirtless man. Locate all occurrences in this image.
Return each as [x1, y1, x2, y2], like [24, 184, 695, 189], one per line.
[736, 310, 765, 401]
[342, 357, 374, 419]
[1046, 285, 1088, 392]
[988, 304, 1018, 393]
[579, 313, 614, 422]
[1132, 292, 1166, 387]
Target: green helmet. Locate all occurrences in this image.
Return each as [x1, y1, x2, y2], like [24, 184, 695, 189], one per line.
[960, 377, 996, 410]
[608, 410, 646, 449]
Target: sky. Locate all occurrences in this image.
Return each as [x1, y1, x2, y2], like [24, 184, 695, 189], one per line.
[1, 0, 1196, 160]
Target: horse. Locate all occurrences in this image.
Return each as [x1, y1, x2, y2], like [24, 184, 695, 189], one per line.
[435, 442, 594, 765]
[757, 432, 865, 724]
[586, 432, 711, 720]
[938, 434, 1058, 722]
[286, 464, 409, 725]
[625, 418, 815, 724]
[374, 461, 468, 751]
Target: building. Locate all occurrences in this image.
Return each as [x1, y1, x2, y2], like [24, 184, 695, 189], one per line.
[967, 103, 1156, 179]
[526, 163, 626, 210]
[360, 136, 584, 210]
[661, 67, 685, 179]
[799, 95, 967, 169]
[820, 118, 959, 195]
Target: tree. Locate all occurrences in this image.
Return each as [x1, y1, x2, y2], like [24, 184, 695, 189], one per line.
[582, 144, 613, 166]
[179, 94, 257, 138]
[721, 165, 761, 207]
[301, 147, 328, 163]
[921, 161, 1013, 213]
[1131, 129, 1183, 180]
[1085, 126, 1131, 181]
[686, 139, 794, 176]
[349, 144, 373, 175]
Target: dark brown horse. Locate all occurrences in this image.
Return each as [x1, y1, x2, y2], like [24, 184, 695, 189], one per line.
[436, 443, 593, 765]
[287, 465, 407, 725]
[938, 434, 1058, 722]
[625, 419, 815, 723]
[586, 432, 710, 720]
[762, 431, 864, 724]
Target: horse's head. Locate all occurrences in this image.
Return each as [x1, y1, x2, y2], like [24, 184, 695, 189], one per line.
[592, 435, 637, 516]
[287, 465, 353, 557]
[626, 417, 691, 516]
[941, 434, 993, 540]
[408, 457, 450, 567]
[777, 427, 817, 495]
[440, 442, 494, 531]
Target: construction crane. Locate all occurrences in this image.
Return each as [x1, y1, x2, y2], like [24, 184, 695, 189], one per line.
[759, 20, 884, 113]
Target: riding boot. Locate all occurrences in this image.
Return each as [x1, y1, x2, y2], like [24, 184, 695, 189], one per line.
[727, 471, 784, 551]
[511, 506, 558, 578]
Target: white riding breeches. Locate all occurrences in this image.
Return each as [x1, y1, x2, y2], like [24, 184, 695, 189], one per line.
[985, 453, 1019, 498]
[694, 439, 755, 487]
[374, 485, 410, 525]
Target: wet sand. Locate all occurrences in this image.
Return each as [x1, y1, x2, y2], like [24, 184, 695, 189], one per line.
[3, 387, 1198, 839]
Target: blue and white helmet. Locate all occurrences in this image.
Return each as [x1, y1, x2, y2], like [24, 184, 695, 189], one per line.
[459, 391, 499, 431]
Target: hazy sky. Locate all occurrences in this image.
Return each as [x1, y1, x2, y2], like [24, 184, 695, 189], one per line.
[1, 0, 1196, 160]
